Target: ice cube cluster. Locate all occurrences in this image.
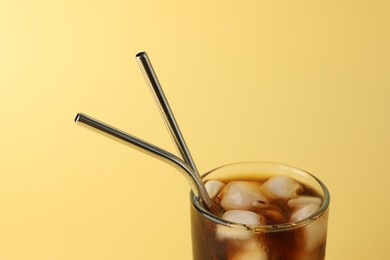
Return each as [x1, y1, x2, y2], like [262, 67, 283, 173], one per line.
[204, 175, 326, 259]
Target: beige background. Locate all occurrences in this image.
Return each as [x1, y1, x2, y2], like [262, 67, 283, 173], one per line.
[1, 0, 389, 259]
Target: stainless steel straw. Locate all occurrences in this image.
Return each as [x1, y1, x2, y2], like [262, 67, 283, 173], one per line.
[75, 113, 204, 200]
[136, 52, 212, 208]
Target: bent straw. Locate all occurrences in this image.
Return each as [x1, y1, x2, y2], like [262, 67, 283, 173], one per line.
[136, 51, 212, 208]
[74, 113, 205, 201]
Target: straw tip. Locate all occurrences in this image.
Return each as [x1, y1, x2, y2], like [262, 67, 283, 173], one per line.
[136, 51, 147, 59]
[74, 113, 81, 123]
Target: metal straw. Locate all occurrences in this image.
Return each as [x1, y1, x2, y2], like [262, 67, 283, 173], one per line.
[75, 113, 204, 200]
[135, 51, 212, 208]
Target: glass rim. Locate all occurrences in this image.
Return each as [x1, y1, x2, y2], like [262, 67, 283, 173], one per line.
[190, 161, 330, 233]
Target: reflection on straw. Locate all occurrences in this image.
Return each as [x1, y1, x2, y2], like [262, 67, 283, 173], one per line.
[136, 51, 212, 208]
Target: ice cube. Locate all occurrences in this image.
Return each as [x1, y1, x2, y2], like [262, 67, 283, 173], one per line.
[204, 180, 225, 199]
[230, 238, 267, 260]
[222, 209, 263, 225]
[288, 196, 322, 209]
[216, 210, 264, 240]
[220, 181, 269, 210]
[262, 175, 302, 200]
[252, 202, 288, 224]
[290, 203, 320, 221]
[300, 211, 328, 252]
[290, 203, 320, 222]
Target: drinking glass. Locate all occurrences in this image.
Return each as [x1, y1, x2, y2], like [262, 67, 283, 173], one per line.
[190, 161, 330, 260]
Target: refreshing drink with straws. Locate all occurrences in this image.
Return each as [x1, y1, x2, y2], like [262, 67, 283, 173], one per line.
[75, 52, 330, 260]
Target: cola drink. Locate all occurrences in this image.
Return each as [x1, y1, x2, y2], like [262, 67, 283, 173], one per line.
[190, 162, 330, 260]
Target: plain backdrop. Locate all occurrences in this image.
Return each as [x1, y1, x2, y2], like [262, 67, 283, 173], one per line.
[1, 0, 390, 259]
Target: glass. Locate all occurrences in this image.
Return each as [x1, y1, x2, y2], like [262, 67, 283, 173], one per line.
[190, 161, 330, 260]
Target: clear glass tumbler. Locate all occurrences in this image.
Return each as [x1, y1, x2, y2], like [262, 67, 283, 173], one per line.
[190, 161, 330, 260]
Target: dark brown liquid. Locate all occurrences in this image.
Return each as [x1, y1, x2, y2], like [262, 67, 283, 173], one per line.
[191, 177, 328, 260]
